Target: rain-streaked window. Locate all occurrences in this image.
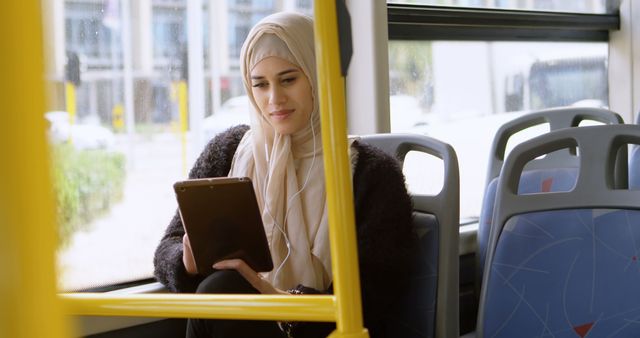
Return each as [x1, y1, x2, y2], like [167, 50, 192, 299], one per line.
[46, 0, 312, 291]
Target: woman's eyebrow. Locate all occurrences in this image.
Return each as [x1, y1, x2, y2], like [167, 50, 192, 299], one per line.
[251, 68, 299, 80]
[277, 68, 299, 76]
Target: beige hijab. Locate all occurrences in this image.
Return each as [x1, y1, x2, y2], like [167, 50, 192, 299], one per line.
[228, 12, 331, 291]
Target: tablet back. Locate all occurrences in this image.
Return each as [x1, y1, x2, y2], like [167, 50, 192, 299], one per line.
[174, 177, 274, 274]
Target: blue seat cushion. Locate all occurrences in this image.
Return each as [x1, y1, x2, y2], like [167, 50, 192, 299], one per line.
[478, 168, 579, 274]
[482, 208, 640, 337]
[385, 212, 439, 338]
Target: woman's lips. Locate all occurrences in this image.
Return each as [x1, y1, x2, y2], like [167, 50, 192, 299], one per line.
[270, 109, 294, 121]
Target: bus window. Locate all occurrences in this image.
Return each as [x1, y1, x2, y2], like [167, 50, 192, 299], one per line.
[388, 40, 608, 219]
[45, 1, 313, 291]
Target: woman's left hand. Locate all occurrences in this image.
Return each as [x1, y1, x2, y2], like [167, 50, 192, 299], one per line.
[213, 259, 287, 295]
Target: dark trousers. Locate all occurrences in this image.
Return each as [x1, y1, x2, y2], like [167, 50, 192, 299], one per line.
[186, 270, 335, 338]
[186, 270, 285, 338]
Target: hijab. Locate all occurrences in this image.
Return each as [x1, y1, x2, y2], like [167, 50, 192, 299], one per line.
[228, 12, 331, 291]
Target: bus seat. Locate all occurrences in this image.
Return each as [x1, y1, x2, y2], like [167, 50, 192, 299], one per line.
[478, 168, 579, 276]
[477, 107, 622, 289]
[630, 113, 640, 189]
[477, 124, 639, 338]
[359, 133, 460, 338]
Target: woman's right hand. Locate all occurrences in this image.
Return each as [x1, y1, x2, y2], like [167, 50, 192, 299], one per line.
[182, 234, 198, 275]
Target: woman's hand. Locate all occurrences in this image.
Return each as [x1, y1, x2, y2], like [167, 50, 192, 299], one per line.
[182, 234, 198, 275]
[213, 259, 287, 295]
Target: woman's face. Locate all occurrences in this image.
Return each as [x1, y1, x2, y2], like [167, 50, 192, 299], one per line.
[250, 56, 313, 135]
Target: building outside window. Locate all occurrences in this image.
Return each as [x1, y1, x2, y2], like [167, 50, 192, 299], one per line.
[48, 0, 314, 291]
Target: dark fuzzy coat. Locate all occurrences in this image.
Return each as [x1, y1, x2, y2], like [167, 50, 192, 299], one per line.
[153, 125, 417, 337]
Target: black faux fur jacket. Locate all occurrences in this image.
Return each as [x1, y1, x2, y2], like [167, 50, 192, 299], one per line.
[153, 125, 417, 337]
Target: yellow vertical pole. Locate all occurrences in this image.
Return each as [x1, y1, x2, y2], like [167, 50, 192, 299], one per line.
[65, 82, 77, 125]
[0, 2, 70, 338]
[65, 82, 76, 143]
[313, 2, 369, 337]
[178, 80, 189, 176]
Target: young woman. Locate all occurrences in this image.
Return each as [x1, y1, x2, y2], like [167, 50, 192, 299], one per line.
[154, 11, 417, 338]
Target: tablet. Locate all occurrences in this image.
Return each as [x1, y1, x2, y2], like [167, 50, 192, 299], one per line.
[174, 177, 273, 275]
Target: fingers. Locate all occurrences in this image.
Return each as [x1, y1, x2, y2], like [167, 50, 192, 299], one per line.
[213, 259, 283, 294]
[214, 259, 261, 286]
[182, 234, 197, 275]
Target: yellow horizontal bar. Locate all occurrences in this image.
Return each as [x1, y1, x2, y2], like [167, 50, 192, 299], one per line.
[61, 294, 336, 322]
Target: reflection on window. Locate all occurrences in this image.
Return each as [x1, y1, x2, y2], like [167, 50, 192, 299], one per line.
[47, 0, 313, 291]
[387, 0, 609, 14]
[389, 40, 608, 218]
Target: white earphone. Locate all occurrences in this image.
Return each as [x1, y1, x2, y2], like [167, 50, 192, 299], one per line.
[263, 118, 317, 282]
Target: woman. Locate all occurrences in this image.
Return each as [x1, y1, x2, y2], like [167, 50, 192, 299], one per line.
[154, 11, 416, 338]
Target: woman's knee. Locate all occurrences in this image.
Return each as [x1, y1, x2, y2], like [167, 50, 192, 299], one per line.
[195, 270, 256, 294]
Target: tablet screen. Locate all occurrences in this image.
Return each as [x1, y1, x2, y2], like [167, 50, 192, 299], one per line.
[174, 177, 273, 275]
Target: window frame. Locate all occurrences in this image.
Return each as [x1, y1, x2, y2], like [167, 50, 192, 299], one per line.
[387, 4, 619, 41]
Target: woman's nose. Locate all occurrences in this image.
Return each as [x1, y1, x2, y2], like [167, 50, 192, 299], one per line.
[269, 86, 286, 105]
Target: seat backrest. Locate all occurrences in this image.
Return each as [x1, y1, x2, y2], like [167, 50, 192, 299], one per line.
[359, 133, 459, 338]
[484, 107, 622, 184]
[477, 124, 639, 338]
[477, 107, 623, 286]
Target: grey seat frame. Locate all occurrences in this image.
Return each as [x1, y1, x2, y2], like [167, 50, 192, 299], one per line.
[485, 107, 623, 186]
[477, 124, 640, 337]
[478, 107, 624, 288]
[360, 133, 460, 338]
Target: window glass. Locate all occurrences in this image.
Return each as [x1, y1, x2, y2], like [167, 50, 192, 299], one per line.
[403, 151, 444, 196]
[47, 0, 313, 291]
[387, 0, 611, 14]
[153, 7, 185, 62]
[66, 2, 115, 65]
[389, 40, 608, 219]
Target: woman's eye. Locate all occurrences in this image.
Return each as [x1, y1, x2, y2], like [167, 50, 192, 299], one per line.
[282, 77, 296, 84]
[252, 82, 267, 88]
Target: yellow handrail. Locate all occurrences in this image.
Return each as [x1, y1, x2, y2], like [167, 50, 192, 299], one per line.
[63, 294, 336, 322]
[0, 2, 71, 338]
[55, 3, 367, 338]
